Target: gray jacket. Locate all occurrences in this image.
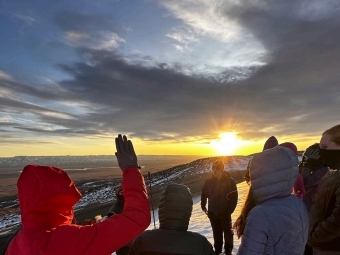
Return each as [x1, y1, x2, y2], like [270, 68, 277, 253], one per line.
[237, 146, 309, 255]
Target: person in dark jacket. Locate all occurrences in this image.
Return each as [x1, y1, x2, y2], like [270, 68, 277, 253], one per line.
[107, 185, 131, 255]
[201, 160, 238, 255]
[129, 183, 215, 255]
[300, 143, 328, 255]
[244, 136, 278, 184]
[301, 143, 328, 213]
[308, 124, 340, 255]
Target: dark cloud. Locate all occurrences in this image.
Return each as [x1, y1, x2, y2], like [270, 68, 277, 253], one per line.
[0, 78, 67, 101]
[14, 126, 102, 136]
[0, 94, 74, 118]
[2, 1, 340, 144]
[0, 122, 16, 127]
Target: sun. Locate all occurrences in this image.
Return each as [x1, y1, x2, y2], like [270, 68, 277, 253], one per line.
[211, 132, 242, 156]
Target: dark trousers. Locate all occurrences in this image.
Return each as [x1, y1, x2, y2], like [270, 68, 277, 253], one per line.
[209, 215, 233, 254]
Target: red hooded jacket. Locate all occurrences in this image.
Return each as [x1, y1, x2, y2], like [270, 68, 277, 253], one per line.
[6, 165, 151, 255]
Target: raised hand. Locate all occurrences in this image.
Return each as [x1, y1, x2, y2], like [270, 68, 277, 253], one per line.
[115, 134, 138, 171]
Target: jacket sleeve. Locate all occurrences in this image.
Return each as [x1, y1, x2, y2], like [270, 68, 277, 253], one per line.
[44, 168, 151, 255]
[237, 207, 269, 255]
[303, 167, 328, 188]
[227, 177, 238, 214]
[201, 181, 208, 210]
[129, 234, 143, 255]
[309, 184, 340, 243]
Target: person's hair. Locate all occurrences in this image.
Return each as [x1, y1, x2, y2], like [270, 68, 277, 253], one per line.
[212, 160, 224, 171]
[323, 124, 340, 145]
[233, 186, 256, 239]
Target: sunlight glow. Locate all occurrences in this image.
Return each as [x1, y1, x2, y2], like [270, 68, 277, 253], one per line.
[211, 132, 242, 156]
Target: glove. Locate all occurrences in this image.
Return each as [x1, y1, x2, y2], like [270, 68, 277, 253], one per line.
[304, 146, 320, 160]
[115, 134, 138, 171]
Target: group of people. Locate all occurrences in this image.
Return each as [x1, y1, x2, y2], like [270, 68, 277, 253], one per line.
[231, 124, 340, 255]
[3, 124, 340, 255]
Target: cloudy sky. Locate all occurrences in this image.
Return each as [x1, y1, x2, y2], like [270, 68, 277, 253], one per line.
[1, 0, 340, 157]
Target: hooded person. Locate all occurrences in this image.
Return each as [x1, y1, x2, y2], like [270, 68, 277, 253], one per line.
[5, 134, 151, 255]
[308, 124, 340, 254]
[279, 142, 305, 199]
[244, 136, 278, 184]
[237, 146, 309, 255]
[129, 183, 215, 255]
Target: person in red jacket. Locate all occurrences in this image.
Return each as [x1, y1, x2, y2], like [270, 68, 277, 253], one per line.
[5, 134, 151, 255]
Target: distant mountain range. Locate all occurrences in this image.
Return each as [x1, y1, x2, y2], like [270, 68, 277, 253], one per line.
[0, 155, 117, 167]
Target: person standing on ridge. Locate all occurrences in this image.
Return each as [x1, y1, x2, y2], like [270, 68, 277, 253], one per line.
[4, 134, 151, 255]
[201, 160, 238, 255]
[308, 124, 340, 255]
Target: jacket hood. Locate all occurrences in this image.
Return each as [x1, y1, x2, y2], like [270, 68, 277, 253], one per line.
[250, 146, 298, 204]
[263, 136, 279, 151]
[18, 165, 81, 229]
[158, 184, 192, 231]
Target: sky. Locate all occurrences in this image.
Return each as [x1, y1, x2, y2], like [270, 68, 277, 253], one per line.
[1, 0, 340, 157]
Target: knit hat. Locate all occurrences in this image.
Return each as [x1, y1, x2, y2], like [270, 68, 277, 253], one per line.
[279, 142, 298, 155]
[263, 136, 279, 151]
